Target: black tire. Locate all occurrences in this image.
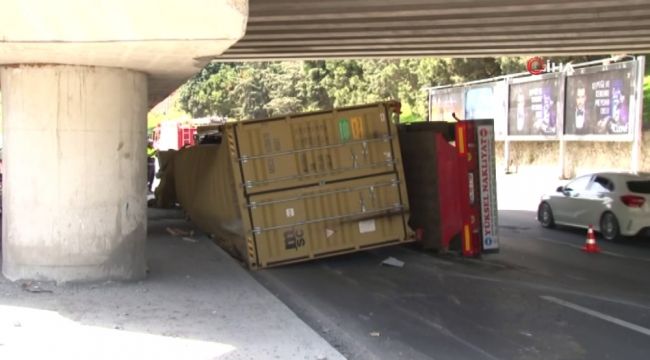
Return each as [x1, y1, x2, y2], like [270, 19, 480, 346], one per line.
[538, 202, 555, 228]
[600, 212, 621, 242]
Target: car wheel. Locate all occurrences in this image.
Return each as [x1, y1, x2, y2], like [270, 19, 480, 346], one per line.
[600, 212, 621, 242]
[538, 202, 555, 228]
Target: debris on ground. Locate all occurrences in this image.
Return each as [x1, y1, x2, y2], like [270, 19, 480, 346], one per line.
[21, 281, 53, 294]
[448, 295, 461, 306]
[166, 227, 194, 237]
[182, 236, 198, 243]
[381, 257, 404, 268]
[369, 331, 381, 337]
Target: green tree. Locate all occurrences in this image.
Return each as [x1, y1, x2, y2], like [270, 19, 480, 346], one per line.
[263, 62, 305, 116]
[232, 63, 271, 119]
[303, 61, 333, 110]
[179, 56, 613, 122]
[179, 62, 240, 117]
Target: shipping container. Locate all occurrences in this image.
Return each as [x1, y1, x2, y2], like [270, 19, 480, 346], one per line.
[234, 102, 402, 194]
[173, 102, 414, 268]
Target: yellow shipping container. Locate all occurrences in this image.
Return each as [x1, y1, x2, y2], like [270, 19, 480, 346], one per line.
[174, 102, 414, 268]
[236, 102, 401, 194]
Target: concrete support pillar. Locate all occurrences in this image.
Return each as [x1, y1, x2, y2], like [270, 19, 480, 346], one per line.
[0, 65, 148, 282]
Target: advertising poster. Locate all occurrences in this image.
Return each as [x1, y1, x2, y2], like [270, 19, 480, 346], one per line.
[464, 82, 508, 139]
[565, 66, 635, 136]
[465, 86, 494, 120]
[508, 77, 561, 136]
[429, 88, 463, 122]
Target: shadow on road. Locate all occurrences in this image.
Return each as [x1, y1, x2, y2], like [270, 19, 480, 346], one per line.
[498, 209, 650, 250]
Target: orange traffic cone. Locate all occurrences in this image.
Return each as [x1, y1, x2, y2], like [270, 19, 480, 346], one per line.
[582, 225, 601, 253]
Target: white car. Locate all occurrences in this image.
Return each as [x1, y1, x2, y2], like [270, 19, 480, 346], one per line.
[537, 172, 650, 241]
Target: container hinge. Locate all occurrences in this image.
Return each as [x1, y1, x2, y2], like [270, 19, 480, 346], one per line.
[244, 180, 255, 189]
[239, 155, 249, 163]
[252, 227, 262, 235]
[248, 201, 257, 209]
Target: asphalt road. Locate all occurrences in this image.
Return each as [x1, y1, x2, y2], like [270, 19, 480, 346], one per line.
[253, 210, 650, 360]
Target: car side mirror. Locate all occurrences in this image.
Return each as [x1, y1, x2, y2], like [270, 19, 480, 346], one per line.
[556, 186, 564, 193]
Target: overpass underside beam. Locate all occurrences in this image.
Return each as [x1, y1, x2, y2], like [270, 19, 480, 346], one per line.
[218, 0, 650, 61]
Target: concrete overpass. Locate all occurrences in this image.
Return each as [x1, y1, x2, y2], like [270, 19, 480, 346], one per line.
[220, 0, 650, 60]
[1, 0, 650, 282]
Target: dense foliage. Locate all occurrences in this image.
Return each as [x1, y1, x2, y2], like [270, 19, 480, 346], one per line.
[178, 58, 530, 121]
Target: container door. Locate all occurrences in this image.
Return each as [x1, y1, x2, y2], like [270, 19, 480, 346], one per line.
[248, 174, 408, 267]
[236, 104, 398, 194]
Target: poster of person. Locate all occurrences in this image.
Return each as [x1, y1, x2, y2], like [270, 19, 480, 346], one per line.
[465, 82, 508, 139]
[565, 67, 634, 135]
[507, 77, 560, 136]
[429, 88, 463, 122]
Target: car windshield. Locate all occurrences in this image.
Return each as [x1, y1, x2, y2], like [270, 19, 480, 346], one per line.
[627, 180, 650, 194]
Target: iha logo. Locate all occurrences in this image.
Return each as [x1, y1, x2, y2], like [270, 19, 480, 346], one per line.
[526, 57, 575, 76]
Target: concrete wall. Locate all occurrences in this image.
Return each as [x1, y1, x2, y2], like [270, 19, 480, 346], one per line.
[496, 131, 650, 178]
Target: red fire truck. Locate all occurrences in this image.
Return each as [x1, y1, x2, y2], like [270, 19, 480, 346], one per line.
[152, 121, 197, 151]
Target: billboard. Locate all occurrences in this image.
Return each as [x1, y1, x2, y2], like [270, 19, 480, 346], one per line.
[508, 75, 562, 137]
[564, 63, 636, 136]
[465, 86, 494, 119]
[464, 82, 508, 139]
[429, 87, 463, 122]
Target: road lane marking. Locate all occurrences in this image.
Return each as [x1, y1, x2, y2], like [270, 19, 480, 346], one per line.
[442, 271, 650, 311]
[394, 307, 502, 360]
[541, 295, 650, 337]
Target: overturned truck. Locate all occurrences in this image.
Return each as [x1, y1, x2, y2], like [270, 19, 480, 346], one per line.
[168, 102, 499, 268]
[173, 102, 415, 268]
